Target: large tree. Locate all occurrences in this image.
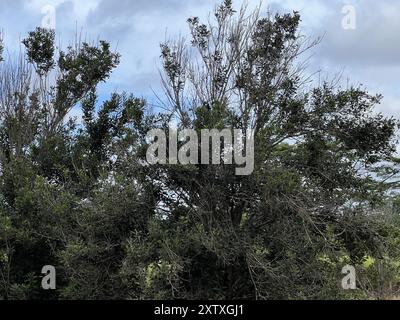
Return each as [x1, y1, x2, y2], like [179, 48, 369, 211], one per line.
[134, 0, 400, 299]
[0, 1, 399, 300]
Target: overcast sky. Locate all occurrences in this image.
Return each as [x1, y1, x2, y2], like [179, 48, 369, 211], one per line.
[0, 0, 399, 119]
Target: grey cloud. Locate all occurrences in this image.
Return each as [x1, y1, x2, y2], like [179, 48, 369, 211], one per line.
[85, 0, 205, 37]
[0, 0, 25, 11]
[311, 0, 400, 67]
[0, 0, 398, 118]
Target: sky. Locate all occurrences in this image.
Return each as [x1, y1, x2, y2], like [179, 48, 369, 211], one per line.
[0, 0, 399, 120]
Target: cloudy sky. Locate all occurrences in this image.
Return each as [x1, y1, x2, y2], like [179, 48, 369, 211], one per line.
[0, 0, 399, 119]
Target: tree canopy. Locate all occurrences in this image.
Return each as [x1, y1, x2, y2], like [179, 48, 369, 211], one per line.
[0, 1, 400, 300]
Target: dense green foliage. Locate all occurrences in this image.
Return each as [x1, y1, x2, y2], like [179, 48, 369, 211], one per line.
[0, 2, 400, 300]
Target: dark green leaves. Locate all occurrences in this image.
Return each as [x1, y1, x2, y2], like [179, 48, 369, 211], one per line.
[56, 41, 120, 111]
[22, 27, 55, 76]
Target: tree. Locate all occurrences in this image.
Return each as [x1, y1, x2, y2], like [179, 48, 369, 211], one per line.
[140, 0, 400, 299]
[0, 27, 127, 299]
[0, 1, 399, 300]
